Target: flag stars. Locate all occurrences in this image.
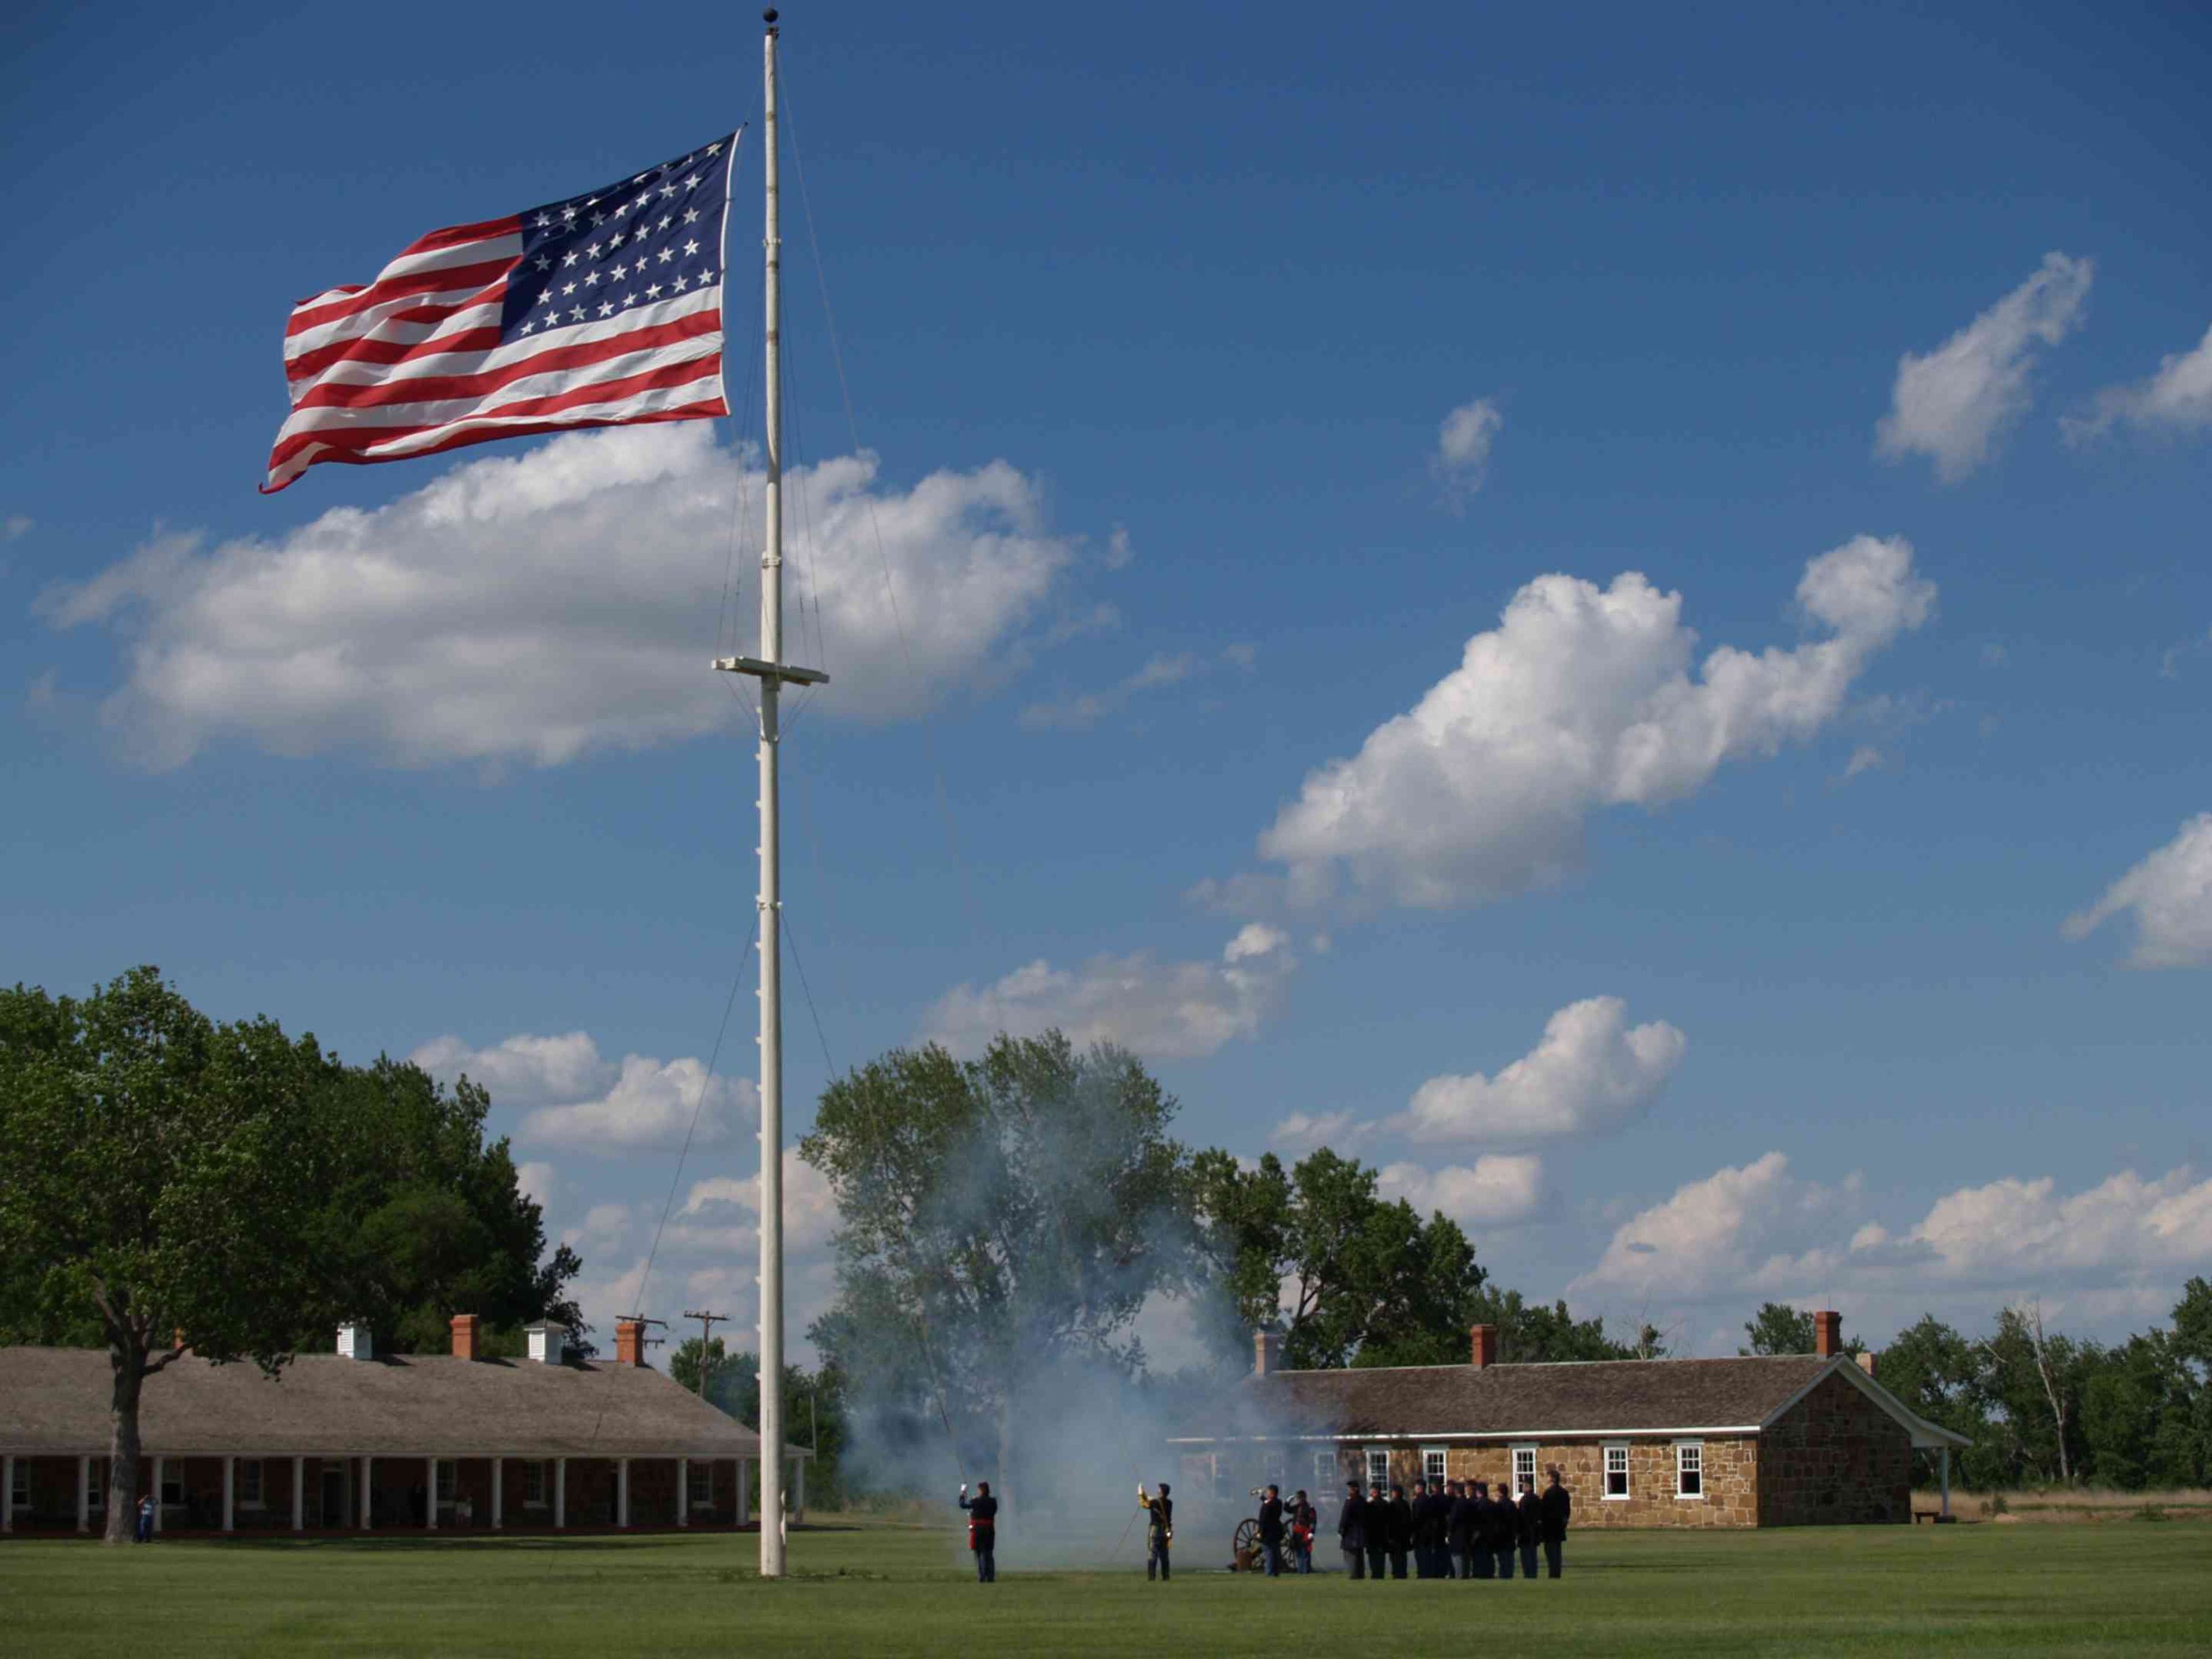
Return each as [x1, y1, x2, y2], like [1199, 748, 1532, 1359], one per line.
[562, 281, 578, 296]
[533, 255, 551, 271]
[609, 232, 625, 249]
[657, 247, 675, 264]
[535, 213, 554, 229]
[598, 301, 615, 317]
[683, 207, 700, 225]
[683, 173, 700, 189]
[672, 273, 689, 292]
[569, 305, 585, 321]
[683, 238, 699, 256]
[584, 271, 601, 287]
[611, 263, 628, 281]
[645, 282, 662, 298]
[560, 206, 578, 222]
[657, 214, 673, 232]
[562, 251, 579, 268]
[586, 243, 603, 259]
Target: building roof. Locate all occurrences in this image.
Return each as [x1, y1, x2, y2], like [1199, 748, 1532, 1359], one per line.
[1175, 1354, 1969, 1450]
[0, 1347, 810, 1460]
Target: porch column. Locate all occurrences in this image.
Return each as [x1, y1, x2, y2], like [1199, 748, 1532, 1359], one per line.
[77, 1455, 90, 1533]
[1940, 1447, 1951, 1520]
[222, 1457, 234, 1533]
[292, 1457, 304, 1533]
[152, 1456, 165, 1534]
[425, 1456, 437, 1531]
[360, 1456, 373, 1531]
[491, 1457, 503, 1531]
[616, 1457, 630, 1528]
[737, 1458, 749, 1527]
[676, 1457, 688, 1528]
[554, 1457, 566, 1529]
[1, 1453, 12, 1533]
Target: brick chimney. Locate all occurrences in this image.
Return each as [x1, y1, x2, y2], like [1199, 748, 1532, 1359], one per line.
[1813, 1310, 1843, 1359]
[450, 1313, 481, 1362]
[1254, 1329, 1284, 1377]
[615, 1318, 649, 1367]
[1856, 1350, 1878, 1380]
[1471, 1324, 1499, 1369]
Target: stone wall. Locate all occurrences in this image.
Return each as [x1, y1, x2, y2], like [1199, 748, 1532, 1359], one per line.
[1440, 1438, 1758, 1528]
[1756, 1371, 1911, 1525]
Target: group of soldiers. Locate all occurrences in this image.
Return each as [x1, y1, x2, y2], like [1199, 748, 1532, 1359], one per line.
[1337, 1469, 1573, 1581]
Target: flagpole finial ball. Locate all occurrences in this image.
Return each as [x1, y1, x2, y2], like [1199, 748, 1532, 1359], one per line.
[763, 7, 778, 21]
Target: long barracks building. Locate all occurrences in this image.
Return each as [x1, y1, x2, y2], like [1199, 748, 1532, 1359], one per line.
[1173, 1311, 1969, 1529]
[0, 1316, 811, 1537]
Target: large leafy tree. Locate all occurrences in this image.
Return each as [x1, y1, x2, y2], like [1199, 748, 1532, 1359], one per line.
[1469, 1286, 1641, 1363]
[669, 1336, 849, 1503]
[1739, 1301, 1862, 1358]
[310, 1058, 580, 1353]
[802, 1031, 1186, 1498]
[0, 968, 340, 1544]
[1192, 1146, 1490, 1369]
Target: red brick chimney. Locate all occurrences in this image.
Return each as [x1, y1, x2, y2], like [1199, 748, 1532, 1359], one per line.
[615, 1318, 649, 1367]
[1471, 1324, 1499, 1369]
[1253, 1329, 1284, 1377]
[450, 1313, 480, 1362]
[1813, 1310, 1843, 1359]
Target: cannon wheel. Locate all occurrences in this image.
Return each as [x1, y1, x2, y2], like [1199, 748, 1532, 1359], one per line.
[1232, 1517, 1262, 1569]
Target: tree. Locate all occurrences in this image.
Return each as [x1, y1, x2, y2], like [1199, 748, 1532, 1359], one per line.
[1736, 1302, 1862, 1358]
[669, 1338, 850, 1504]
[0, 969, 340, 1543]
[1192, 1145, 1490, 1369]
[802, 1031, 1187, 1499]
[309, 1058, 581, 1353]
[1464, 1286, 1638, 1363]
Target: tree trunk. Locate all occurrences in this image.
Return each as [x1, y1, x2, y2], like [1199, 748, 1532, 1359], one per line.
[104, 1342, 145, 1546]
[995, 1390, 1014, 1518]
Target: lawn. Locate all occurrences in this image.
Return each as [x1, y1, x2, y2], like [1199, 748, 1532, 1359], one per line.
[3, 1516, 2209, 1657]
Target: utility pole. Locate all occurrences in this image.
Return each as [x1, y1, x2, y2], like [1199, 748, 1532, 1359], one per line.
[713, 5, 825, 1581]
[683, 1309, 732, 1399]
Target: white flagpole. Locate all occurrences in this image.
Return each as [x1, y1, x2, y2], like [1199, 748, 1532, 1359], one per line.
[756, 1, 788, 1581]
[713, 8, 823, 1575]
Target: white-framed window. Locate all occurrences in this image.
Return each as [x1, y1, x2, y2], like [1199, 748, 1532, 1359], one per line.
[238, 1460, 263, 1508]
[1261, 1445, 1286, 1488]
[1675, 1441, 1704, 1499]
[689, 1462, 713, 1508]
[1511, 1445, 1537, 1496]
[1315, 1450, 1339, 1495]
[1421, 1446, 1448, 1484]
[434, 1460, 456, 1503]
[1603, 1442, 1630, 1499]
[1364, 1447, 1391, 1491]
[10, 1460, 28, 1509]
[523, 1461, 548, 1508]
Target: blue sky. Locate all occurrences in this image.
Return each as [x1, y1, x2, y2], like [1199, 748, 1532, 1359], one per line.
[5, 1, 2209, 1363]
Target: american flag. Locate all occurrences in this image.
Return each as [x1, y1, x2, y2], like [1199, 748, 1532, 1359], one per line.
[264, 133, 739, 494]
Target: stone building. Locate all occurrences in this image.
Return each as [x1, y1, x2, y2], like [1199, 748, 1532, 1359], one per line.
[1, 1316, 810, 1537]
[1171, 1311, 1966, 1531]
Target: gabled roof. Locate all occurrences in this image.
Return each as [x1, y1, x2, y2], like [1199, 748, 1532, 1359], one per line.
[0, 1347, 810, 1459]
[1173, 1354, 1969, 1450]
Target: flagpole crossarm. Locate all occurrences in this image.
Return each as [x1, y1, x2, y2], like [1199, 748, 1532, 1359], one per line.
[713, 656, 829, 687]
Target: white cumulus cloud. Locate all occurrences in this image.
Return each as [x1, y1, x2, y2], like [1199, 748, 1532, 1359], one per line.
[410, 1028, 757, 1153]
[2063, 813, 2212, 968]
[923, 923, 1297, 1061]
[2066, 321, 2212, 441]
[1399, 997, 1687, 1144]
[37, 424, 1076, 768]
[677, 1149, 841, 1256]
[1876, 252, 2093, 482]
[1433, 397, 1504, 507]
[1378, 1155, 1546, 1228]
[1256, 535, 1934, 910]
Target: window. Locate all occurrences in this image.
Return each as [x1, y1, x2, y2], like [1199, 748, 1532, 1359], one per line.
[1365, 1448, 1390, 1491]
[434, 1461, 456, 1503]
[161, 1466, 183, 1505]
[1422, 1446, 1447, 1484]
[1604, 1443, 1630, 1500]
[1512, 1445, 1537, 1495]
[1261, 1446, 1286, 1487]
[10, 1461, 27, 1510]
[1675, 1441, 1704, 1499]
[88, 1460, 105, 1510]
[689, 1463, 713, 1508]
[523, 1461, 547, 1508]
[238, 1460, 263, 1507]
[1314, 1450, 1339, 1495]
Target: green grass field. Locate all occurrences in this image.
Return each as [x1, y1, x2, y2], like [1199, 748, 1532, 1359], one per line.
[4, 1516, 2209, 1656]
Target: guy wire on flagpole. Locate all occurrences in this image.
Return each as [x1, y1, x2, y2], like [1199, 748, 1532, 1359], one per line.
[714, 3, 824, 1581]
